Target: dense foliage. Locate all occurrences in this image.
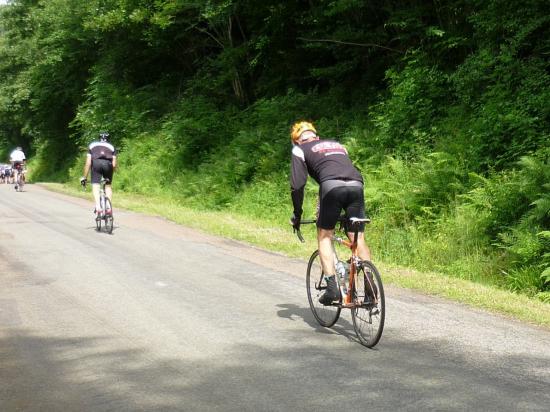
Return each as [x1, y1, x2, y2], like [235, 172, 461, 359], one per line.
[0, 0, 548, 299]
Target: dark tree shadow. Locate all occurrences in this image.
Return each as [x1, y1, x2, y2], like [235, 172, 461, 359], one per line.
[1, 327, 549, 411]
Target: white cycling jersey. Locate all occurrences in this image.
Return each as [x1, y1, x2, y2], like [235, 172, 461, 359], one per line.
[10, 149, 26, 162]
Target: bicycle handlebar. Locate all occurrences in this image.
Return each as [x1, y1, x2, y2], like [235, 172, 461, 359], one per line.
[293, 217, 371, 243]
[294, 219, 316, 243]
[294, 228, 305, 243]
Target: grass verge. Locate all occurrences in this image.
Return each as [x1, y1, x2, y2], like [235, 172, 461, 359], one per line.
[42, 182, 550, 329]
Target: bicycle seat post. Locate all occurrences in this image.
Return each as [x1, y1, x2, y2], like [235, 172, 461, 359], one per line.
[348, 217, 370, 257]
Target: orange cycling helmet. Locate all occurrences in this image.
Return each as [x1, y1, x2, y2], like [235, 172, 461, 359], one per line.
[291, 121, 317, 143]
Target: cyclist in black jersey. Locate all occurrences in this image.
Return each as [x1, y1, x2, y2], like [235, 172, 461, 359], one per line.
[290, 121, 372, 305]
[80, 132, 117, 217]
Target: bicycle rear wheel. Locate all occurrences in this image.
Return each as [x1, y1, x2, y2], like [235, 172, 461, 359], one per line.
[104, 197, 113, 234]
[351, 261, 385, 348]
[16, 175, 23, 191]
[96, 195, 105, 232]
[306, 250, 341, 327]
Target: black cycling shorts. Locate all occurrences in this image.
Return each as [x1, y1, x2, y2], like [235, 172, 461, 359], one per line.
[318, 180, 366, 231]
[91, 159, 113, 184]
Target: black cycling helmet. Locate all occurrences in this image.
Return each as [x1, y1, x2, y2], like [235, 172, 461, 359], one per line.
[99, 131, 110, 142]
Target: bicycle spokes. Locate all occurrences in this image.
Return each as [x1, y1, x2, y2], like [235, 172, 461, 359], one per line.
[364, 271, 378, 303]
[306, 251, 341, 327]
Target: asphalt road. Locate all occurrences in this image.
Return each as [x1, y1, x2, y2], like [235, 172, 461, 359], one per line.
[1, 184, 549, 411]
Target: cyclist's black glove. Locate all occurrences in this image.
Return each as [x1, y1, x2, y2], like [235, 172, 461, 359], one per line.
[290, 213, 301, 231]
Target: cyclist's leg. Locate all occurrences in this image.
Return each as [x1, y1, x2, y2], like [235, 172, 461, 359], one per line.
[345, 185, 371, 261]
[318, 184, 345, 276]
[317, 228, 336, 276]
[347, 231, 371, 261]
[90, 161, 102, 213]
[102, 161, 114, 205]
[104, 184, 113, 215]
[92, 184, 101, 212]
[105, 185, 112, 201]
[317, 229, 340, 305]
[317, 184, 347, 304]
[13, 166, 20, 188]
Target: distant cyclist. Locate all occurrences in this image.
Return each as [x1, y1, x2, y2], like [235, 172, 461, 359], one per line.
[81, 132, 117, 217]
[9, 146, 26, 190]
[289, 121, 372, 305]
[3, 165, 13, 184]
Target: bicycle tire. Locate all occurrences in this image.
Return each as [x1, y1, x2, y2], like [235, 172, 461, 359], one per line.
[306, 250, 341, 327]
[96, 195, 105, 232]
[104, 197, 113, 234]
[16, 175, 23, 191]
[351, 261, 385, 348]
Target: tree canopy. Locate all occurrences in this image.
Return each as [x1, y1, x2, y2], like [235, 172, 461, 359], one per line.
[0, 0, 548, 298]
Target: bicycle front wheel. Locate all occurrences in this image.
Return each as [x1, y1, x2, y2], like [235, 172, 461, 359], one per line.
[104, 197, 114, 234]
[95, 213, 102, 231]
[351, 261, 385, 348]
[306, 250, 341, 327]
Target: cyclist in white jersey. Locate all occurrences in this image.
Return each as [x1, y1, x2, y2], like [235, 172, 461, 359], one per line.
[80, 132, 117, 216]
[9, 147, 26, 190]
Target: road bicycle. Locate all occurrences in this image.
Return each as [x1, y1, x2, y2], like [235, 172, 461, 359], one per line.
[295, 217, 385, 348]
[82, 177, 114, 234]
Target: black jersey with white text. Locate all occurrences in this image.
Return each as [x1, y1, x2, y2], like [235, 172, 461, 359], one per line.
[290, 138, 363, 216]
[88, 141, 116, 161]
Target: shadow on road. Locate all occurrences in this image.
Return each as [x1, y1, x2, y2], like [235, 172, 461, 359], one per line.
[2, 323, 548, 411]
[276, 303, 360, 345]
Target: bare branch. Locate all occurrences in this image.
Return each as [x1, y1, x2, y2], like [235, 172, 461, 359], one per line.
[297, 37, 404, 54]
[194, 26, 225, 49]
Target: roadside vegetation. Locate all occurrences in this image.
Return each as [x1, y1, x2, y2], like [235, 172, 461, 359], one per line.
[1, 1, 549, 312]
[45, 182, 550, 328]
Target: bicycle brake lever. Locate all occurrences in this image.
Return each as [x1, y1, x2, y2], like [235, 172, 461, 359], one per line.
[294, 227, 305, 243]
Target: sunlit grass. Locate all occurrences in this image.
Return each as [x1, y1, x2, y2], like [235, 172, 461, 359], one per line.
[43, 182, 550, 328]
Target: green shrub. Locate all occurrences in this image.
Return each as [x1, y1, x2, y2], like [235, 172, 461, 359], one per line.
[372, 59, 449, 154]
[364, 152, 467, 226]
